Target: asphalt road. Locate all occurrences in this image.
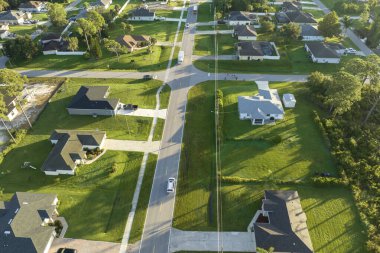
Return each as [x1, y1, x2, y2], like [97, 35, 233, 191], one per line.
[137, 4, 198, 253]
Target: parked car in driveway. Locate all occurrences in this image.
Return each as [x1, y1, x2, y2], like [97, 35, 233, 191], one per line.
[167, 177, 176, 193]
[57, 248, 78, 253]
[345, 48, 357, 54]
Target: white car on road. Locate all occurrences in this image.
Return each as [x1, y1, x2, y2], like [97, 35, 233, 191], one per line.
[167, 177, 176, 193]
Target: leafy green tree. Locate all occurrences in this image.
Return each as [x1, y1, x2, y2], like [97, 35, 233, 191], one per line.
[125, 23, 134, 34]
[121, 21, 127, 33]
[47, 3, 67, 27]
[341, 15, 352, 36]
[66, 37, 79, 51]
[343, 55, 380, 85]
[86, 10, 106, 37]
[90, 38, 102, 59]
[76, 18, 97, 51]
[0, 69, 31, 128]
[261, 20, 275, 33]
[150, 37, 157, 46]
[0, 94, 16, 142]
[104, 39, 125, 61]
[360, 10, 370, 24]
[318, 11, 341, 37]
[4, 35, 39, 61]
[325, 71, 361, 116]
[0, 0, 9, 11]
[279, 22, 300, 40]
[257, 247, 275, 253]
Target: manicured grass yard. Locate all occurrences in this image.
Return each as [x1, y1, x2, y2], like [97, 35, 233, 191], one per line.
[222, 183, 367, 253]
[194, 34, 236, 56]
[156, 10, 185, 19]
[129, 154, 157, 243]
[11, 45, 174, 71]
[173, 80, 367, 252]
[9, 25, 37, 36]
[0, 150, 143, 242]
[197, 2, 214, 22]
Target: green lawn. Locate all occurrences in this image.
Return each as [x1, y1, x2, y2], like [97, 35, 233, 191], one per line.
[197, 2, 214, 22]
[222, 183, 367, 253]
[194, 34, 236, 56]
[129, 154, 157, 243]
[0, 150, 143, 242]
[11, 45, 175, 71]
[156, 10, 185, 19]
[173, 80, 366, 252]
[196, 25, 230, 31]
[32, 13, 49, 21]
[9, 25, 37, 36]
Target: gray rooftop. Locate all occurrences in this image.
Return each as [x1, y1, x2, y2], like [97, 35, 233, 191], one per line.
[254, 190, 314, 253]
[228, 11, 258, 21]
[301, 24, 322, 37]
[234, 25, 257, 37]
[130, 7, 155, 17]
[306, 41, 341, 58]
[41, 130, 106, 173]
[238, 88, 284, 120]
[0, 192, 58, 253]
[67, 86, 119, 110]
[276, 10, 317, 24]
[0, 11, 25, 21]
[236, 41, 275, 56]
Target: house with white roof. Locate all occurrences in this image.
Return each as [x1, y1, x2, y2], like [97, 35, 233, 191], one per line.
[238, 82, 284, 125]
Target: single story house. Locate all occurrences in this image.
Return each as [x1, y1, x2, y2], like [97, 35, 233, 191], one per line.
[282, 93, 296, 108]
[236, 41, 280, 61]
[227, 11, 259, 26]
[253, 190, 314, 253]
[0, 24, 9, 39]
[40, 33, 61, 44]
[129, 7, 155, 21]
[300, 24, 324, 41]
[0, 90, 19, 121]
[275, 10, 317, 25]
[117, 34, 151, 52]
[67, 86, 120, 116]
[305, 41, 342, 63]
[42, 130, 106, 175]
[238, 84, 284, 125]
[42, 40, 69, 55]
[18, 1, 46, 13]
[281, 1, 302, 11]
[0, 11, 32, 25]
[233, 25, 257, 41]
[0, 192, 60, 253]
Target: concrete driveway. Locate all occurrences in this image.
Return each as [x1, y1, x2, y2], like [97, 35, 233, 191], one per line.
[169, 229, 256, 252]
[118, 108, 167, 119]
[105, 139, 161, 154]
[49, 238, 120, 253]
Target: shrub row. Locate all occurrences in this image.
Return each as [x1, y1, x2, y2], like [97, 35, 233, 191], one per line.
[0, 129, 27, 164]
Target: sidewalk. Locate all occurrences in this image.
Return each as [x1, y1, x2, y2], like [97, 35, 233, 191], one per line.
[169, 229, 256, 252]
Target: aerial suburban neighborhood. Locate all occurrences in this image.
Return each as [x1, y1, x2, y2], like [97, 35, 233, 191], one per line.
[0, 0, 379, 252]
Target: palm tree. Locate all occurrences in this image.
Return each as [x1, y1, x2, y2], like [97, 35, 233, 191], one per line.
[342, 15, 353, 37]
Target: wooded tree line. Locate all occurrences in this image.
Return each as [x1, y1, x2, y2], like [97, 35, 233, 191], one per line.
[214, 0, 275, 17]
[306, 55, 380, 252]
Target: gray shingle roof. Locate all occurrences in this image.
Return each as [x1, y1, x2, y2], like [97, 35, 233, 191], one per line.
[42, 130, 106, 173]
[276, 11, 317, 24]
[306, 41, 340, 58]
[238, 87, 284, 120]
[234, 25, 257, 37]
[236, 41, 274, 56]
[130, 7, 155, 17]
[301, 24, 322, 37]
[0, 192, 58, 253]
[254, 190, 314, 253]
[67, 86, 119, 110]
[228, 11, 258, 21]
[0, 11, 25, 21]
[19, 1, 43, 9]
